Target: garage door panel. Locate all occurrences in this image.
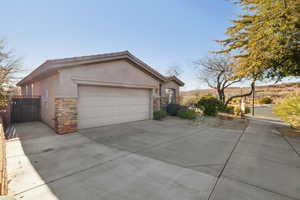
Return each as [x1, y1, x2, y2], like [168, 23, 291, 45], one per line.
[78, 108, 149, 119]
[80, 112, 149, 123]
[80, 87, 149, 97]
[79, 98, 149, 107]
[79, 108, 149, 119]
[78, 86, 151, 129]
[79, 103, 149, 114]
[79, 113, 149, 128]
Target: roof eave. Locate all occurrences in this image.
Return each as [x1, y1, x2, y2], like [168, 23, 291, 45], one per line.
[166, 76, 185, 86]
[16, 51, 168, 86]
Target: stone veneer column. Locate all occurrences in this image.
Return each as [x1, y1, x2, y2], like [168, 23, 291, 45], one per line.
[55, 98, 78, 134]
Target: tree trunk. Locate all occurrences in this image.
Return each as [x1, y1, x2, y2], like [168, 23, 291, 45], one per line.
[217, 88, 226, 104]
[224, 82, 255, 107]
[282, 0, 287, 8]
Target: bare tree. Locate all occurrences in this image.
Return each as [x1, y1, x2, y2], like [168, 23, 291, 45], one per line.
[165, 65, 183, 77]
[195, 55, 254, 106]
[0, 40, 20, 106]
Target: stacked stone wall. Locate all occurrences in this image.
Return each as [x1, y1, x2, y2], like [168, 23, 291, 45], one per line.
[55, 98, 77, 134]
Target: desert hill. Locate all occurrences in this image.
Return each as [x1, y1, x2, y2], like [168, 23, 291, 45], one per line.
[181, 82, 300, 103]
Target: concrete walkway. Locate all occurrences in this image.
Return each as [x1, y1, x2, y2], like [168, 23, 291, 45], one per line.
[6, 117, 300, 200]
[211, 118, 300, 200]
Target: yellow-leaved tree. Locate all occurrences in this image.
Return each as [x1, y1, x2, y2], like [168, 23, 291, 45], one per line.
[216, 0, 300, 80]
[274, 94, 300, 128]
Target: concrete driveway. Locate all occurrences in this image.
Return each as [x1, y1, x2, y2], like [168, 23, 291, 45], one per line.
[6, 117, 300, 200]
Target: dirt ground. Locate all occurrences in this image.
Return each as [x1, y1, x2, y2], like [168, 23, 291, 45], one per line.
[277, 127, 300, 137]
[194, 115, 248, 131]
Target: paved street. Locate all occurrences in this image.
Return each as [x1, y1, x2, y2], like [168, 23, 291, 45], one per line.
[249, 105, 280, 120]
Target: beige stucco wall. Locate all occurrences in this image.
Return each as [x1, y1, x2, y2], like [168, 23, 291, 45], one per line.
[18, 59, 182, 130]
[21, 74, 60, 128]
[58, 59, 160, 98]
[161, 80, 180, 99]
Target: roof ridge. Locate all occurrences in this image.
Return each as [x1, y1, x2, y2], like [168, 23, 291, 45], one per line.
[125, 52, 166, 81]
[47, 50, 129, 63]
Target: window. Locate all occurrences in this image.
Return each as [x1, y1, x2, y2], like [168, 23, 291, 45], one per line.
[165, 88, 176, 104]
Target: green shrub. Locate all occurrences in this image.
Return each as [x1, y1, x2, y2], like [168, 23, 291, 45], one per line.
[259, 97, 273, 104]
[153, 110, 167, 120]
[273, 94, 300, 128]
[178, 108, 197, 120]
[166, 104, 184, 116]
[245, 106, 251, 114]
[196, 96, 223, 116]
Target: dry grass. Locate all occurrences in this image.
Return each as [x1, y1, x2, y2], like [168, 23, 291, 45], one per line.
[194, 114, 248, 131]
[277, 127, 300, 137]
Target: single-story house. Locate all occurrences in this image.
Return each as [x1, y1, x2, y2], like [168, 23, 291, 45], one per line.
[17, 51, 184, 134]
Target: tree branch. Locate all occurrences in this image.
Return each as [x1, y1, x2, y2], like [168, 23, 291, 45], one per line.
[225, 81, 255, 106]
[224, 78, 242, 88]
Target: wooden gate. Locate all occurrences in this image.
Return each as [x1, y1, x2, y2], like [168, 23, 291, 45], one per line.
[11, 97, 41, 123]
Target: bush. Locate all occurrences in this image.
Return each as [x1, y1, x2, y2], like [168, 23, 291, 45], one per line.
[259, 97, 273, 104]
[177, 108, 197, 120]
[273, 94, 300, 128]
[245, 106, 251, 114]
[234, 106, 242, 115]
[153, 110, 167, 120]
[196, 96, 224, 116]
[166, 104, 184, 116]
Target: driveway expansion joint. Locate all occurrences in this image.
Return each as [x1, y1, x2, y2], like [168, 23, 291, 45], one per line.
[222, 175, 300, 200]
[207, 119, 248, 200]
[283, 136, 300, 160]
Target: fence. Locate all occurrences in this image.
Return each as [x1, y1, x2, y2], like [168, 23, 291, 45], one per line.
[0, 117, 7, 195]
[11, 97, 41, 123]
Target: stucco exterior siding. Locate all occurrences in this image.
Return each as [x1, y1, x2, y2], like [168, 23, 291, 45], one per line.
[31, 74, 60, 128]
[58, 60, 160, 98]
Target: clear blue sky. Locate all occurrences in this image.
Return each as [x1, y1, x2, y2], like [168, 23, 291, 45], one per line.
[2, 0, 239, 90]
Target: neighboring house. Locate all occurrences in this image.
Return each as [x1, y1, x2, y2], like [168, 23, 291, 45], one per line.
[17, 51, 184, 134]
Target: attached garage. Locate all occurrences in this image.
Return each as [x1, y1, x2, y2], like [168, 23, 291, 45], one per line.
[78, 85, 151, 129]
[17, 51, 184, 134]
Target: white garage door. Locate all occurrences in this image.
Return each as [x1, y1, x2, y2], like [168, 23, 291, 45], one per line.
[78, 85, 151, 129]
